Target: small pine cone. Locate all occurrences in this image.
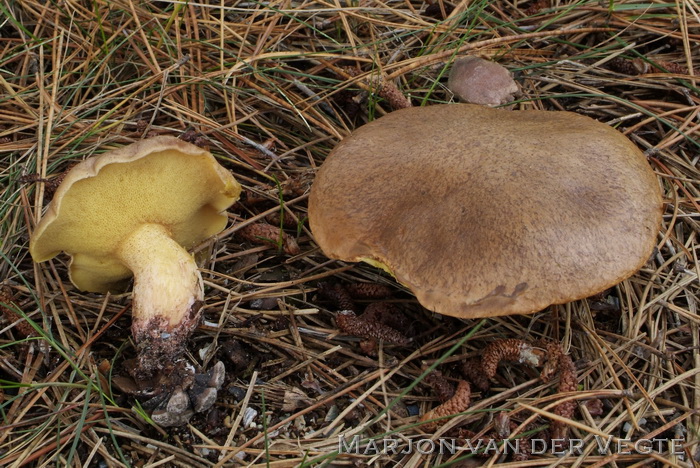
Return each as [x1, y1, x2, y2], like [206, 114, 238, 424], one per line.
[461, 358, 490, 391]
[424, 370, 456, 403]
[419, 380, 471, 431]
[607, 57, 648, 75]
[0, 286, 35, 338]
[512, 440, 532, 461]
[362, 302, 411, 332]
[343, 67, 411, 109]
[136, 119, 148, 133]
[179, 128, 209, 148]
[376, 79, 411, 110]
[449, 427, 478, 440]
[536, 340, 562, 382]
[544, 343, 578, 441]
[534, 340, 577, 399]
[317, 283, 357, 312]
[654, 61, 689, 74]
[336, 310, 410, 346]
[361, 302, 395, 322]
[554, 351, 577, 416]
[43, 172, 68, 198]
[345, 283, 393, 299]
[530, 339, 579, 441]
[237, 223, 300, 255]
[21, 170, 70, 200]
[481, 339, 542, 379]
[266, 211, 300, 229]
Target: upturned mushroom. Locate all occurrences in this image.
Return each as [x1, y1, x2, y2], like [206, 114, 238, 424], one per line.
[309, 104, 663, 319]
[30, 136, 241, 377]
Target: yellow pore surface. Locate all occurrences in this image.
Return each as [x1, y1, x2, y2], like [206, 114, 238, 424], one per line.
[31, 147, 240, 292]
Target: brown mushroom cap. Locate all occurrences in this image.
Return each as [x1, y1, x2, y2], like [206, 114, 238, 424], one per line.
[30, 135, 241, 293]
[447, 57, 519, 106]
[309, 104, 663, 318]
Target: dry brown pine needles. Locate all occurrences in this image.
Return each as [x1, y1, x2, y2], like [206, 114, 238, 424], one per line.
[0, 0, 696, 466]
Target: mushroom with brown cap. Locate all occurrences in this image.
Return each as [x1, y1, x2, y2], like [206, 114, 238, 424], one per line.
[309, 104, 662, 319]
[448, 56, 519, 107]
[30, 135, 241, 378]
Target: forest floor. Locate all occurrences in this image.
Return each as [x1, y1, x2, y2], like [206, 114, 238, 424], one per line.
[0, 1, 699, 467]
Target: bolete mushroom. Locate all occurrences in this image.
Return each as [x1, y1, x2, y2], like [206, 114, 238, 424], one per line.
[447, 56, 519, 107]
[309, 104, 663, 319]
[30, 136, 241, 377]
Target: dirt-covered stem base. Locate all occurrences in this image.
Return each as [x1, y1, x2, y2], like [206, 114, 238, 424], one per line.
[116, 223, 204, 378]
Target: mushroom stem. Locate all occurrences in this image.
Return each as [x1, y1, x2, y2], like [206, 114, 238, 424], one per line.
[116, 223, 204, 377]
